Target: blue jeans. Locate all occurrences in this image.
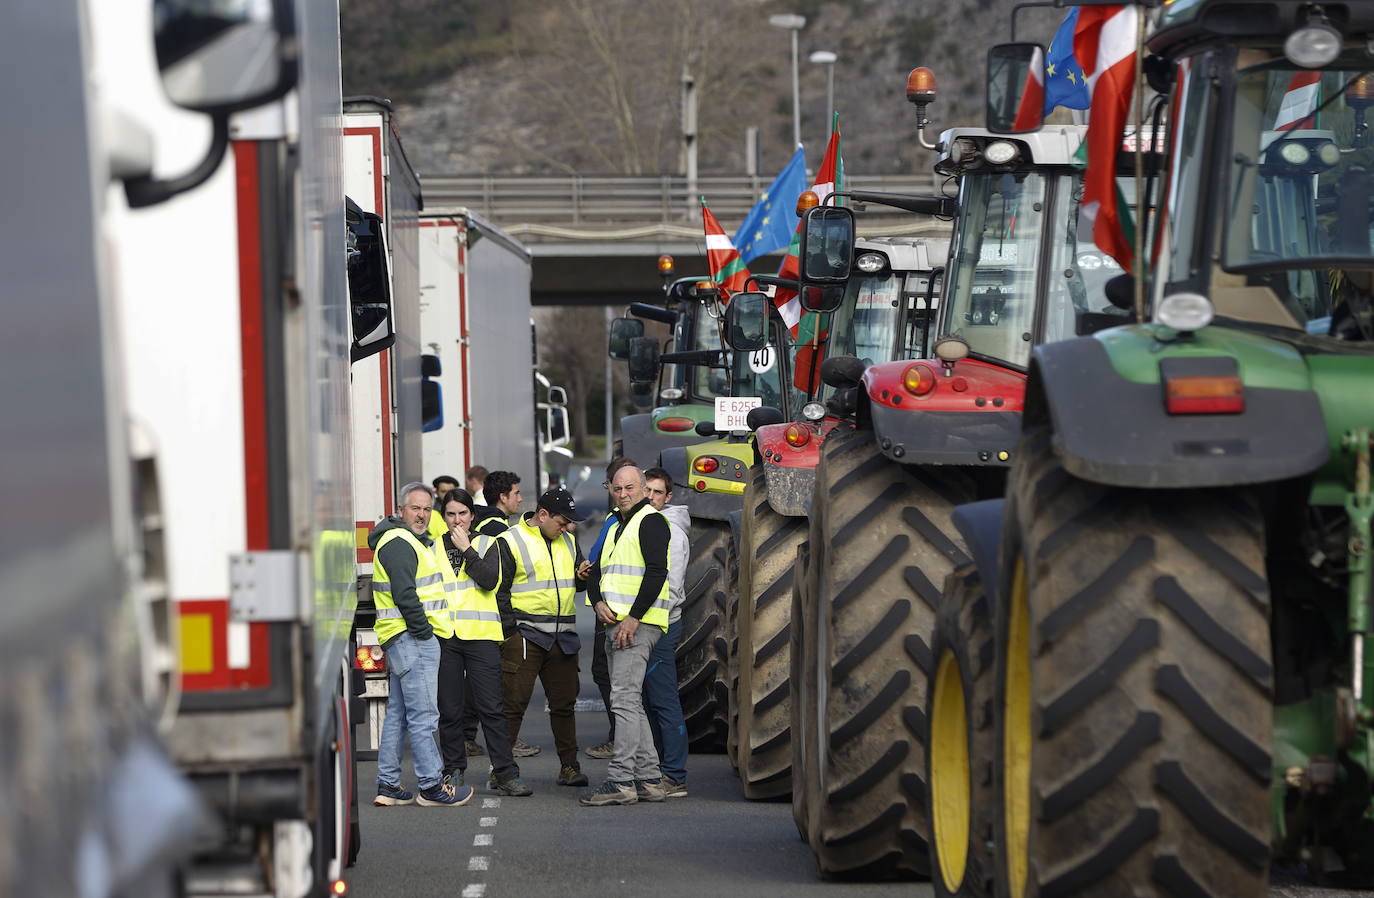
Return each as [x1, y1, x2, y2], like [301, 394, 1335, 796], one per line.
[377, 632, 443, 791]
[644, 619, 687, 783]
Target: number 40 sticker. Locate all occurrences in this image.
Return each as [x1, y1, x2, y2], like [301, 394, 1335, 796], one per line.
[749, 346, 775, 375]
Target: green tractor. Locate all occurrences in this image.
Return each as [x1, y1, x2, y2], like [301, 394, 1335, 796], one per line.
[926, 5, 1374, 897]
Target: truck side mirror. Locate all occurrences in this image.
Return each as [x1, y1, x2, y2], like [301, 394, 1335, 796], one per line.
[421, 354, 443, 432]
[347, 200, 396, 364]
[155, 0, 298, 113]
[608, 317, 645, 360]
[627, 337, 660, 382]
[724, 292, 770, 351]
[986, 42, 1046, 134]
[548, 385, 568, 406]
[798, 206, 853, 312]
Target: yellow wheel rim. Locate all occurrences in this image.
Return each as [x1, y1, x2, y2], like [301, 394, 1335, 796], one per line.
[931, 648, 971, 893]
[1004, 556, 1032, 898]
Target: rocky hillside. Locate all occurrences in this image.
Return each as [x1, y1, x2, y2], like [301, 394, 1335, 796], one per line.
[341, 0, 1069, 178]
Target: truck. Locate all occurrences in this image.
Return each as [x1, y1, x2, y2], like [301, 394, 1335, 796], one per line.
[929, 6, 1374, 896]
[61, 0, 374, 893]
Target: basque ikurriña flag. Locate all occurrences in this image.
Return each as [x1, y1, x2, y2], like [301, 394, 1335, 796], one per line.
[702, 199, 752, 301]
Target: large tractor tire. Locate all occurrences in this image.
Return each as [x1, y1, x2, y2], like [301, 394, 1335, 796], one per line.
[800, 426, 975, 879]
[678, 518, 731, 751]
[735, 461, 807, 799]
[725, 527, 742, 773]
[994, 425, 1272, 898]
[791, 540, 816, 840]
[927, 563, 995, 898]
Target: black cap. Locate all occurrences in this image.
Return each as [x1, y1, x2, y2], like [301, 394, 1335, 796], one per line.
[537, 487, 583, 523]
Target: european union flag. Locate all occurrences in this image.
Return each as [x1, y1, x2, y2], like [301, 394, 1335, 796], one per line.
[734, 147, 808, 265]
[1043, 7, 1089, 114]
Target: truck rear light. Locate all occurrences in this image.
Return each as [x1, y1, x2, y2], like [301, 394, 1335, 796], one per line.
[354, 645, 386, 672]
[902, 363, 937, 396]
[1165, 375, 1244, 414]
[784, 423, 811, 447]
[657, 416, 695, 432]
[693, 456, 719, 474]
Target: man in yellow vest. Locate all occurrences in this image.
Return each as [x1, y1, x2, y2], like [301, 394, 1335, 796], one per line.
[368, 481, 475, 808]
[493, 487, 591, 786]
[581, 464, 672, 806]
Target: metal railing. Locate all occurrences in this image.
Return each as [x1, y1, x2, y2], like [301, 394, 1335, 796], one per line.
[420, 173, 941, 227]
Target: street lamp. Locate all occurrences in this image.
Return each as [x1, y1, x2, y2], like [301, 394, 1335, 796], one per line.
[809, 50, 837, 137]
[769, 13, 806, 150]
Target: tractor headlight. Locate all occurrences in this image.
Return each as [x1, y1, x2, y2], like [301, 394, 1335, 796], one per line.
[855, 252, 887, 273]
[984, 140, 1019, 165]
[1278, 141, 1311, 165]
[1156, 292, 1215, 332]
[1284, 20, 1342, 68]
[802, 401, 826, 422]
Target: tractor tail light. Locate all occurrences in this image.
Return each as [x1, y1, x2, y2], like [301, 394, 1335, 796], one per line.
[784, 423, 811, 448]
[355, 645, 386, 672]
[657, 416, 695, 432]
[1165, 375, 1245, 414]
[902, 363, 937, 396]
[693, 456, 719, 474]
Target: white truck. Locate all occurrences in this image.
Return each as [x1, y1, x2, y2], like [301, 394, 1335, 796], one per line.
[71, 0, 369, 894]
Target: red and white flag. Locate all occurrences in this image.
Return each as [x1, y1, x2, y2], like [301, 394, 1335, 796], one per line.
[1011, 50, 1046, 131]
[1075, 4, 1140, 273]
[702, 199, 751, 301]
[1275, 70, 1321, 131]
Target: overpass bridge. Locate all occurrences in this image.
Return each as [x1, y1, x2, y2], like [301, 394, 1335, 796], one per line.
[418, 173, 949, 306]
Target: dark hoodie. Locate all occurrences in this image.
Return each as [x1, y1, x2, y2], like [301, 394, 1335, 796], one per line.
[367, 516, 433, 645]
[471, 504, 511, 538]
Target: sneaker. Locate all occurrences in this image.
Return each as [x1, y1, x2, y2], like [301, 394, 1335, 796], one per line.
[557, 765, 590, 787]
[489, 776, 534, 797]
[636, 779, 667, 802]
[373, 781, 415, 806]
[465, 738, 485, 757]
[578, 780, 637, 806]
[512, 739, 541, 757]
[584, 740, 614, 759]
[662, 776, 688, 798]
[417, 782, 475, 807]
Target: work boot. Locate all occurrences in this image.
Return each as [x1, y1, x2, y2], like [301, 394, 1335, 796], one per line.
[662, 776, 688, 798]
[465, 738, 485, 757]
[373, 781, 415, 806]
[557, 765, 589, 787]
[635, 779, 666, 803]
[417, 782, 475, 807]
[584, 740, 614, 759]
[512, 739, 541, 757]
[578, 780, 637, 807]
[488, 776, 534, 797]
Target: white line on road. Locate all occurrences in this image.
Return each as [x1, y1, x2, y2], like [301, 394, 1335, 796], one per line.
[473, 833, 493, 846]
[479, 816, 497, 826]
[482, 798, 501, 808]
[461, 885, 486, 897]
[468, 856, 489, 871]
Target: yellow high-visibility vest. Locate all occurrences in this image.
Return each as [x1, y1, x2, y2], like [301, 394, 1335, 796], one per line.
[437, 534, 504, 642]
[372, 527, 453, 642]
[500, 516, 578, 637]
[600, 504, 670, 630]
[427, 509, 448, 543]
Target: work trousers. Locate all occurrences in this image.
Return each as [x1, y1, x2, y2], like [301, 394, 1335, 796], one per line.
[606, 620, 663, 783]
[501, 634, 581, 767]
[644, 618, 687, 783]
[438, 635, 518, 781]
[591, 618, 614, 742]
[460, 681, 479, 742]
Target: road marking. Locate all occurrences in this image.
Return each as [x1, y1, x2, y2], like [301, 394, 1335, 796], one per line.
[479, 816, 498, 827]
[482, 798, 501, 808]
[468, 856, 489, 871]
[461, 886, 486, 897]
[473, 833, 493, 846]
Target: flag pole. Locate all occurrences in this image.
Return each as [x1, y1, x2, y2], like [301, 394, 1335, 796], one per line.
[1132, 6, 1146, 324]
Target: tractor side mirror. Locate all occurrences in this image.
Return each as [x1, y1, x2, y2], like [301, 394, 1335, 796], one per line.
[630, 379, 656, 410]
[608, 317, 645, 360]
[798, 206, 854, 313]
[724, 291, 769, 351]
[986, 42, 1046, 134]
[627, 337, 661, 382]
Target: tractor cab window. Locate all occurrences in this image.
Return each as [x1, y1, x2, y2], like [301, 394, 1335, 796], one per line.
[730, 322, 796, 414]
[942, 171, 1048, 368]
[690, 308, 730, 400]
[1044, 174, 1128, 340]
[828, 273, 903, 366]
[1223, 60, 1374, 335]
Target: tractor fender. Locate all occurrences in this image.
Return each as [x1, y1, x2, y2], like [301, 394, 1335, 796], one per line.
[663, 444, 746, 523]
[620, 410, 699, 470]
[1031, 331, 1330, 488]
[949, 499, 1006, 609]
[755, 422, 824, 516]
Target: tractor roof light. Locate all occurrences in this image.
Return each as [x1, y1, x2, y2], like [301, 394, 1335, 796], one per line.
[902, 363, 938, 396]
[855, 252, 887, 273]
[657, 254, 676, 275]
[984, 140, 1019, 165]
[796, 190, 820, 215]
[1284, 15, 1342, 68]
[1278, 141, 1312, 165]
[906, 67, 937, 105]
[784, 423, 812, 447]
[1348, 74, 1374, 110]
[1317, 141, 1341, 166]
[802, 401, 826, 422]
[1156, 292, 1215, 332]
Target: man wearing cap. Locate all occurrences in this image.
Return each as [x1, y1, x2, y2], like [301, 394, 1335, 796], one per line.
[493, 487, 592, 787]
[581, 464, 672, 806]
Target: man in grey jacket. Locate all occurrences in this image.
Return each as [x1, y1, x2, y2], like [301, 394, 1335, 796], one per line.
[641, 467, 690, 796]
